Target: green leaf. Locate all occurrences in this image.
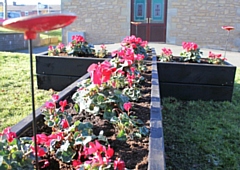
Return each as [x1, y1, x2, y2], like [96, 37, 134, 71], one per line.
[47, 120, 55, 127]
[139, 126, 149, 136]
[74, 103, 80, 113]
[117, 130, 127, 141]
[103, 111, 116, 120]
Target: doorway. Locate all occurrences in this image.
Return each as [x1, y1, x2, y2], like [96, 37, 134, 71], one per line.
[131, 0, 167, 42]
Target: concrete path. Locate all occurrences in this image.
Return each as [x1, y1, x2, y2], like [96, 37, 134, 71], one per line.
[14, 43, 240, 67]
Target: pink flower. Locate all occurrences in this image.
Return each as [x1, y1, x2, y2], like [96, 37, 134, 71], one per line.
[59, 100, 67, 112]
[52, 94, 59, 102]
[87, 61, 114, 85]
[162, 48, 172, 56]
[135, 54, 145, 61]
[72, 35, 85, 43]
[114, 158, 125, 170]
[123, 102, 132, 112]
[0, 127, 17, 143]
[182, 42, 198, 52]
[48, 45, 54, 51]
[61, 119, 69, 129]
[222, 26, 234, 31]
[56, 43, 65, 50]
[100, 44, 106, 49]
[45, 101, 55, 110]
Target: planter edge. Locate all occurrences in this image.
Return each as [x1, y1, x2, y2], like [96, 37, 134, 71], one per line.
[148, 49, 166, 170]
[11, 72, 91, 136]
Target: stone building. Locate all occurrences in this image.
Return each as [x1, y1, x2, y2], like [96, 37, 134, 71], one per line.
[61, 0, 240, 52]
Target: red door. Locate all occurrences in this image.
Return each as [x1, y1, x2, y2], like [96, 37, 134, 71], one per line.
[131, 0, 167, 42]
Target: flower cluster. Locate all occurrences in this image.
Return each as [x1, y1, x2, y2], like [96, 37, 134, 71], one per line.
[180, 41, 203, 62]
[48, 35, 95, 57]
[121, 35, 148, 59]
[208, 51, 226, 64]
[95, 44, 108, 58]
[158, 47, 173, 62]
[159, 41, 227, 65]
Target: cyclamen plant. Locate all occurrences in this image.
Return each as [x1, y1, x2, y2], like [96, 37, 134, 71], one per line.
[208, 51, 226, 65]
[158, 47, 173, 62]
[48, 35, 95, 57]
[159, 41, 227, 65]
[180, 41, 203, 62]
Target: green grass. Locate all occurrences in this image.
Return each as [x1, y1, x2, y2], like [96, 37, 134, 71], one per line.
[40, 28, 62, 42]
[0, 27, 62, 42]
[162, 69, 240, 170]
[0, 52, 51, 131]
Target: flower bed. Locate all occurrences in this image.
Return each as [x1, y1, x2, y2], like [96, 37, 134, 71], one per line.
[2, 36, 165, 170]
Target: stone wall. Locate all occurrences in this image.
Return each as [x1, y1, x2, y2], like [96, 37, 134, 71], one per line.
[61, 0, 130, 45]
[0, 33, 59, 52]
[167, 0, 240, 52]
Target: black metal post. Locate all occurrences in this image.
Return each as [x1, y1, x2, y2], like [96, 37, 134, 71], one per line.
[28, 39, 39, 170]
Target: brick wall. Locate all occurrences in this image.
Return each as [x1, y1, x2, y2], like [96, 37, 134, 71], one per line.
[61, 0, 130, 45]
[167, 0, 240, 51]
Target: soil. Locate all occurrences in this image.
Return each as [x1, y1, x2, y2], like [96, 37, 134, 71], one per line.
[20, 64, 152, 170]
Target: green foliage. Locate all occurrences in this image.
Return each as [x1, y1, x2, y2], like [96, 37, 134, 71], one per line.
[110, 113, 149, 140]
[162, 70, 240, 169]
[180, 48, 203, 63]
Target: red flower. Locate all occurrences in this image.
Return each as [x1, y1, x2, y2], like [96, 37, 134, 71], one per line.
[34, 133, 49, 145]
[61, 119, 70, 129]
[1, 127, 17, 143]
[123, 102, 132, 112]
[72, 159, 82, 168]
[114, 158, 125, 170]
[31, 145, 46, 157]
[87, 61, 114, 85]
[222, 26, 234, 31]
[105, 145, 114, 159]
[59, 100, 67, 112]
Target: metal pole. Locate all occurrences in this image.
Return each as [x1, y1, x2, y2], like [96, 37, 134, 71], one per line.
[28, 39, 39, 170]
[3, 0, 7, 19]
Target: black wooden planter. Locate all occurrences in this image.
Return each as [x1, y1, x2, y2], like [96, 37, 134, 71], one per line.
[157, 60, 236, 101]
[36, 52, 108, 91]
[12, 53, 166, 170]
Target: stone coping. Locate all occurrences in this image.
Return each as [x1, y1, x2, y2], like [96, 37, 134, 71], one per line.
[148, 49, 166, 170]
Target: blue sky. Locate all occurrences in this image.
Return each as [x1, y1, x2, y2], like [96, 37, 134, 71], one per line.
[7, 0, 61, 5]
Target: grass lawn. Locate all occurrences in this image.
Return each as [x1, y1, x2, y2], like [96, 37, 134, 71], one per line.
[162, 69, 240, 169]
[0, 52, 51, 130]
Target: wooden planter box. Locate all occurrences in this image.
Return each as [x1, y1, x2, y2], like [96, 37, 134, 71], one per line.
[36, 52, 108, 91]
[12, 55, 165, 170]
[157, 60, 236, 101]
